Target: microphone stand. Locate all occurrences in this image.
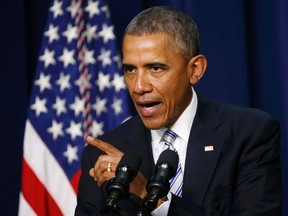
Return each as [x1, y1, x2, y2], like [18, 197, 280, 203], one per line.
[137, 191, 163, 216]
[105, 204, 124, 215]
[137, 195, 152, 216]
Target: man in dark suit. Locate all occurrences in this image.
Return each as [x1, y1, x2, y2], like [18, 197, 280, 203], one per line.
[75, 6, 282, 215]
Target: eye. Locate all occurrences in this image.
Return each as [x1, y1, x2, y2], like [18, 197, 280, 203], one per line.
[151, 67, 162, 72]
[122, 65, 136, 73]
[147, 63, 167, 73]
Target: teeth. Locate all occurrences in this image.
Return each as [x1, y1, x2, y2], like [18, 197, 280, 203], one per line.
[143, 105, 154, 110]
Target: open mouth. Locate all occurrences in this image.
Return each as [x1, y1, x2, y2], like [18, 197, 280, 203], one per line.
[137, 101, 161, 117]
[140, 102, 160, 109]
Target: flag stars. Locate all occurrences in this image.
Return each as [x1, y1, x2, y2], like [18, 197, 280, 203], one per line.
[56, 72, 71, 92]
[58, 48, 76, 68]
[84, 48, 96, 65]
[112, 98, 123, 115]
[62, 24, 78, 43]
[66, 121, 83, 140]
[47, 120, 64, 140]
[39, 48, 56, 68]
[96, 72, 111, 92]
[63, 144, 79, 164]
[98, 24, 115, 44]
[66, 0, 81, 18]
[85, 24, 98, 43]
[74, 73, 92, 94]
[113, 55, 122, 69]
[31, 96, 48, 116]
[112, 74, 126, 92]
[50, 0, 63, 19]
[44, 24, 59, 43]
[24, 0, 132, 206]
[93, 96, 107, 116]
[34, 72, 52, 92]
[52, 96, 67, 116]
[101, 5, 110, 18]
[69, 96, 84, 116]
[85, 0, 101, 18]
[97, 48, 112, 67]
[91, 120, 104, 137]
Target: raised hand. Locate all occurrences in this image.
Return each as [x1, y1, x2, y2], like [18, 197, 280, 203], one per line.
[87, 136, 147, 199]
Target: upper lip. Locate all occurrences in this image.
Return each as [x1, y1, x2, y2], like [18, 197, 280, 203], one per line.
[135, 99, 160, 106]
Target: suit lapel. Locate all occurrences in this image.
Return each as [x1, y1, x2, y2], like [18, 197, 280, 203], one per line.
[124, 117, 155, 180]
[122, 96, 227, 206]
[183, 96, 226, 206]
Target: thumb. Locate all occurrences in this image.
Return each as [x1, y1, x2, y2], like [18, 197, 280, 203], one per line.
[89, 168, 95, 177]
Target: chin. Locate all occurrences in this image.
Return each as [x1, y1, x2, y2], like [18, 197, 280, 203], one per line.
[141, 118, 165, 130]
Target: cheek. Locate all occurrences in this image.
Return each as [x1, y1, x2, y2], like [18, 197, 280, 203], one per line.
[159, 79, 178, 100]
[124, 77, 133, 94]
[162, 80, 190, 112]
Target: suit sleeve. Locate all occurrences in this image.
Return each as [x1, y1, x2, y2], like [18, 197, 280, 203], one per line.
[74, 146, 111, 216]
[230, 116, 282, 215]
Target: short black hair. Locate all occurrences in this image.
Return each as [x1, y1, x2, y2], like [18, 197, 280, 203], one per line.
[124, 6, 200, 61]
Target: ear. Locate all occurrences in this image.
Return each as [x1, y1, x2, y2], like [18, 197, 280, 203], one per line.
[188, 55, 207, 84]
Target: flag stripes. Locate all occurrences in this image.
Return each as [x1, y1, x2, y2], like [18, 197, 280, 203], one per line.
[19, 0, 130, 215]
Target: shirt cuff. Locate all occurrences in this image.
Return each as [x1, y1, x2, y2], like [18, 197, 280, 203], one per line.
[151, 193, 172, 216]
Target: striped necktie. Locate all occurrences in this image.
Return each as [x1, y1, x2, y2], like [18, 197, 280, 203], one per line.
[161, 129, 183, 197]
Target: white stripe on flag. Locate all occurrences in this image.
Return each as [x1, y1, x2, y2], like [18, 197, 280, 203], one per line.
[23, 120, 77, 215]
[18, 192, 37, 216]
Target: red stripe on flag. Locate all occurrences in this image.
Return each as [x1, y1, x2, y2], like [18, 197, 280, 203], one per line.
[70, 169, 81, 193]
[21, 159, 63, 216]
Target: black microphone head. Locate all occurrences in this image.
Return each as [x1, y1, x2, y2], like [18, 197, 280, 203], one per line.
[156, 148, 179, 176]
[116, 150, 142, 180]
[106, 151, 142, 211]
[144, 149, 179, 211]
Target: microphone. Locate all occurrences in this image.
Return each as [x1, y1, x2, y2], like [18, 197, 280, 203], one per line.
[106, 151, 142, 213]
[143, 149, 179, 212]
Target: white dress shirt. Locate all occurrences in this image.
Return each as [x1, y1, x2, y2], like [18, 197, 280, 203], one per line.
[150, 87, 198, 215]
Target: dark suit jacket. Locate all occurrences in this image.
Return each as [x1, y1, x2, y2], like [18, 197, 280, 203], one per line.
[75, 95, 282, 216]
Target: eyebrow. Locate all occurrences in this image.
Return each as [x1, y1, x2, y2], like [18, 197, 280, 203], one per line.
[144, 62, 168, 68]
[122, 63, 135, 70]
[122, 62, 169, 70]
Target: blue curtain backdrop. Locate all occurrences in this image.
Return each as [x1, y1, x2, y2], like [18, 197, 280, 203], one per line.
[0, 0, 287, 215]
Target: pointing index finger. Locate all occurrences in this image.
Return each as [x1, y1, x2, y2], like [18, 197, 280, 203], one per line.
[87, 136, 123, 156]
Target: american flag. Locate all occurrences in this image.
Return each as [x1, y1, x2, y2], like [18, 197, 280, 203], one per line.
[18, 0, 131, 215]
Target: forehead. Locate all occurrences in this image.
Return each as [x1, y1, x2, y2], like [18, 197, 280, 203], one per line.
[123, 33, 174, 49]
[122, 33, 177, 61]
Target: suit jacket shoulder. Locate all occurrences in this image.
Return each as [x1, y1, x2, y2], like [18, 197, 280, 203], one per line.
[75, 95, 282, 216]
[179, 94, 282, 216]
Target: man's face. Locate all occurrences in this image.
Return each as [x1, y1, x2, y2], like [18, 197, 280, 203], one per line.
[122, 33, 193, 129]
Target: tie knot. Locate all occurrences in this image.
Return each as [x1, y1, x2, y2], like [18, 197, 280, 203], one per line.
[162, 129, 177, 147]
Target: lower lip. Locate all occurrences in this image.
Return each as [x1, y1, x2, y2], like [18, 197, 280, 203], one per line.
[138, 103, 161, 118]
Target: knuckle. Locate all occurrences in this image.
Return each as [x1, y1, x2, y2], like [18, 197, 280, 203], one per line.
[98, 155, 106, 162]
[103, 172, 114, 180]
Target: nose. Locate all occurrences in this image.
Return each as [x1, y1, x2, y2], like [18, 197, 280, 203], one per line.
[134, 71, 152, 95]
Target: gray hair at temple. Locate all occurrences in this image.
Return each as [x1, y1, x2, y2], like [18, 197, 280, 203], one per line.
[123, 6, 200, 62]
